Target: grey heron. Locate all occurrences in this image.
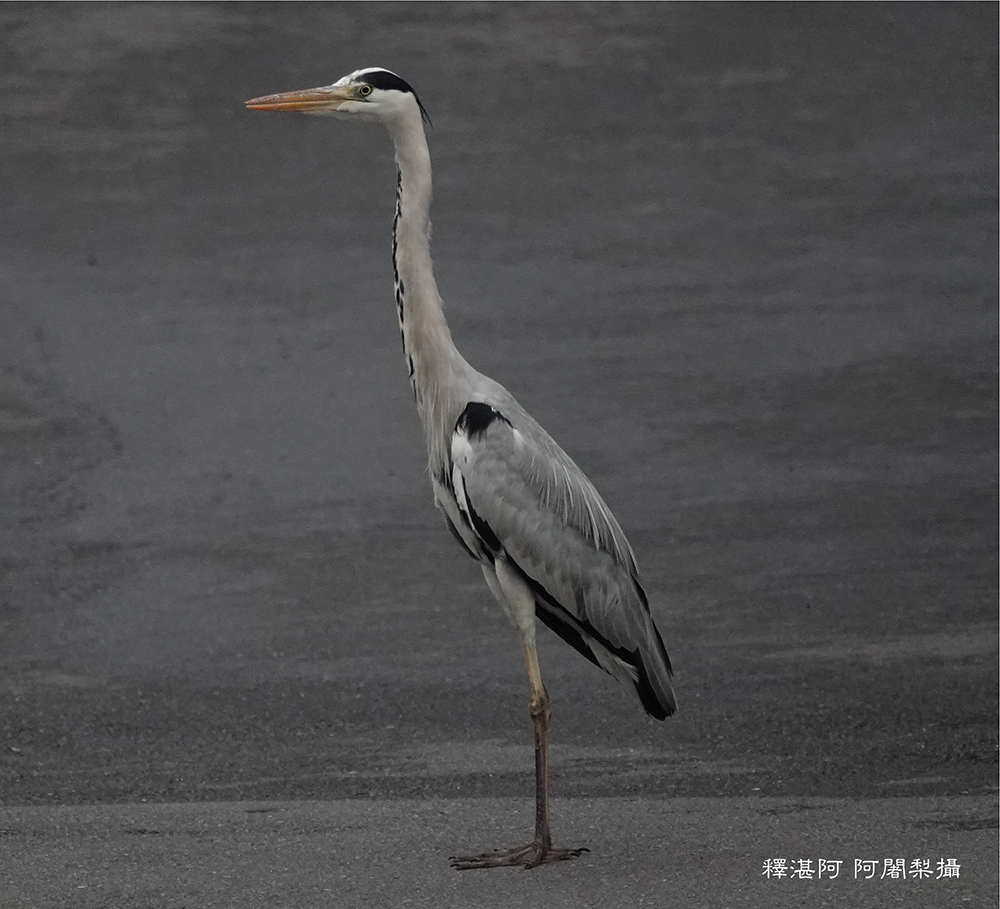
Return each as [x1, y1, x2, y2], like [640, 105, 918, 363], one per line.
[246, 68, 676, 870]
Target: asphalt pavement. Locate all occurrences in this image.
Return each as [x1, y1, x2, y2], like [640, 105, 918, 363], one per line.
[0, 797, 994, 908]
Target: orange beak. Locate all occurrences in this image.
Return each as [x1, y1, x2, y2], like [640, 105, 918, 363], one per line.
[245, 84, 358, 112]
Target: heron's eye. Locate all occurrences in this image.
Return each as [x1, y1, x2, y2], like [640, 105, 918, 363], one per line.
[358, 84, 373, 97]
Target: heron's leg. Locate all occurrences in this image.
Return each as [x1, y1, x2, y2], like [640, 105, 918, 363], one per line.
[524, 640, 553, 853]
[450, 562, 588, 870]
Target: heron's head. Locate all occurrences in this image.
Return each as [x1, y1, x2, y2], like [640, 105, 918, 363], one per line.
[245, 67, 429, 126]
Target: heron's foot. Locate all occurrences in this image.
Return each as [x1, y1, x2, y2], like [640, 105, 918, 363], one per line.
[450, 841, 588, 870]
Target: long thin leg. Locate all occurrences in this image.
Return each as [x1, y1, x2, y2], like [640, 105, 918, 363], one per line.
[526, 641, 554, 855]
[450, 639, 588, 870]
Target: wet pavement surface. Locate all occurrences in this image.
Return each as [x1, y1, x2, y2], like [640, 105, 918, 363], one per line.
[0, 3, 996, 906]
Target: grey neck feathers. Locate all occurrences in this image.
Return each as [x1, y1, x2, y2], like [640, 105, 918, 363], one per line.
[388, 107, 473, 468]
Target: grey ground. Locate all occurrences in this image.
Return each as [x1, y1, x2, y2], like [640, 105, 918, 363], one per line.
[0, 3, 996, 907]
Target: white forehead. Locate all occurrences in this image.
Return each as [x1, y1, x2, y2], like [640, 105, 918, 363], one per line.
[334, 67, 401, 86]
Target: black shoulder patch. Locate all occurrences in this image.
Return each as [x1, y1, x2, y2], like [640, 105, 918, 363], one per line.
[456, 402, 512, 440]
[358, 69, 431, 125]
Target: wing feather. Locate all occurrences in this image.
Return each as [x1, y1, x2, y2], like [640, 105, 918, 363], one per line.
[450, 399, 675, 718]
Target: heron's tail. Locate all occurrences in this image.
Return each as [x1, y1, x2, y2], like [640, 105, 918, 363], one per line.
[632, 622, 676, 720]
[533, 593, 677, 720]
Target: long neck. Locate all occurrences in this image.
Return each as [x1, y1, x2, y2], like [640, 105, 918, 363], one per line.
[387, 110, 471, 455]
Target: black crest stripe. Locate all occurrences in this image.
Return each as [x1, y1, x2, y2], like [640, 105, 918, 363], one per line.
[358, 69, 431, 125]
[359, 69, 416, 94]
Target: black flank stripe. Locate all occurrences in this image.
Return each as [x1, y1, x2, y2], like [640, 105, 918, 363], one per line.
[439, 466, 494, 563]
[506, 557, 638, 673]
[530, 581, 669, 719]
[443, 514, 480, 561]
[535, 606, 603, 672]
[466, 500, 502, 554]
